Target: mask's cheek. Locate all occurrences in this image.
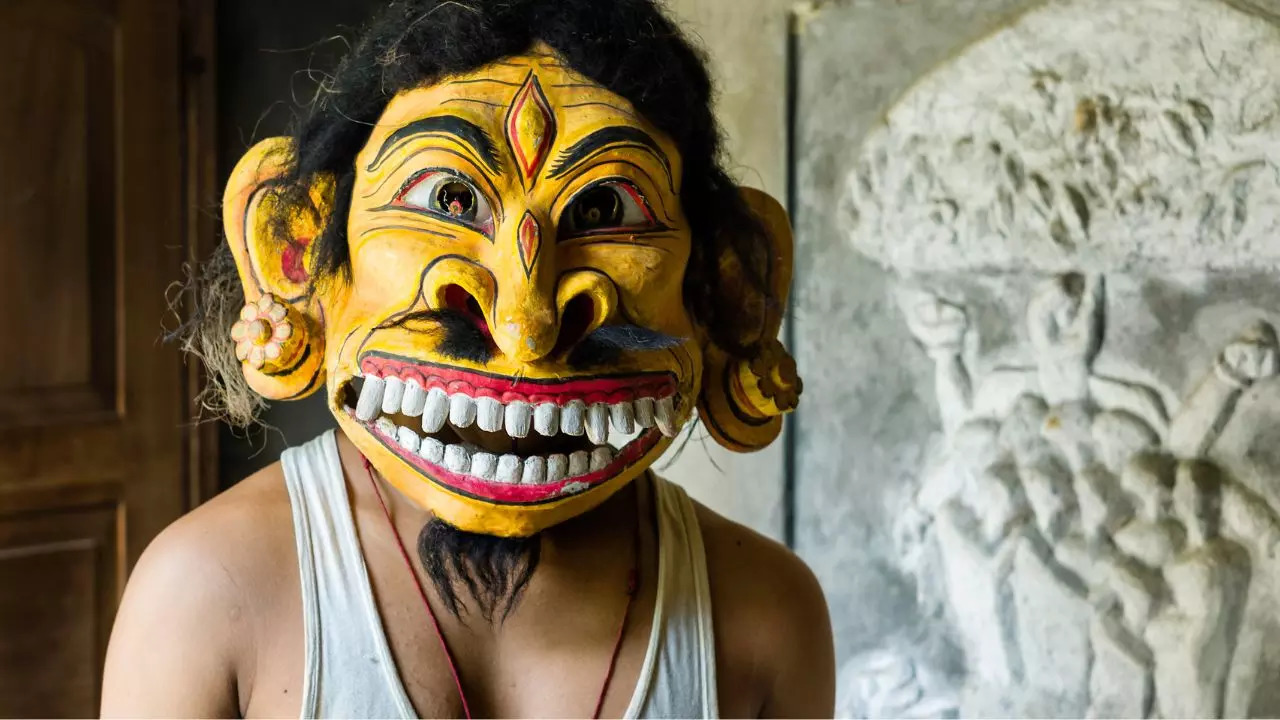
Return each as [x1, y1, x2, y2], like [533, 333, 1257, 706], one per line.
[560, 240, 694, 334]
[320, 310, 382, 404]
[344, 212, 491, 314]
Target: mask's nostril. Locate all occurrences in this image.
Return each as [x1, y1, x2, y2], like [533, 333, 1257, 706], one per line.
[443, 284, 490, 337]
[554, 295, 596, 357]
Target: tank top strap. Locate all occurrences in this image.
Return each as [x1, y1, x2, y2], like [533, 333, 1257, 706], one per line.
[282, 430, 416, 719]
[625, 474, 719, 719]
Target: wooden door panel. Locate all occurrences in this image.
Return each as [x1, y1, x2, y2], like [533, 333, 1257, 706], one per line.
[0, 0, 208, 715]
[0, 1, 119, 427]
[0, 485, 122, 719]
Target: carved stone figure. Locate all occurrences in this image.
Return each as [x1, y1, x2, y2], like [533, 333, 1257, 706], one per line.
[838, 650, 960, 720]
[1146, 462, 1251, 719]
[816, 0, 1280, 716]
[894, 274, 1275, 718]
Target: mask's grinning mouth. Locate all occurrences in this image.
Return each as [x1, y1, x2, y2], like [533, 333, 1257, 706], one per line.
[338, 357, 681, 501]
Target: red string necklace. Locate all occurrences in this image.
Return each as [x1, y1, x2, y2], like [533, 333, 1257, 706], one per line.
[362, 457, 639, 719]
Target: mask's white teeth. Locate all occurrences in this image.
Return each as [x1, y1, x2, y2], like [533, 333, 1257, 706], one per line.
[450, 394, 477, 429]
[534, 403, 560, 437]
[547, 454, 569, 484]
[610, 402, 636, 434]
[362, 375, 669, 486]
[569, 450, 590, 477]
[476, 397, 504, 433]
[356, 376, 386, 421]
[586, 403, 610, 445]
[561, 400, 586, 437]
[590, 446, 614, 472]
[444, 444, 471, 473]
[423, 388, 449, 433]
[655, 396, 678, 438]
[402, 380, 427, 418]
[420, 437, 445, 464]
[396, 425, 421, 453]
[375, 416, 396, 438]
[471, 452, 498, 481]
[505, 402, 532, 438]
[497, 454, 522, 483]
[522, 456, 547, 485]
[382, 377, 406, 415]
[634, 397, 656, 429]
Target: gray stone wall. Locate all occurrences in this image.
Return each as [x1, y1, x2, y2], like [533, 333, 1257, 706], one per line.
[794, 0, 1280, 716]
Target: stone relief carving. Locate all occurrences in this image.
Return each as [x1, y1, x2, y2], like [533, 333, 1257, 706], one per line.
[888, 277, 1279, 718]
[830, 1, 1280, 717]
[845, 0, 1280, 276]
[837, 649, 960, 720]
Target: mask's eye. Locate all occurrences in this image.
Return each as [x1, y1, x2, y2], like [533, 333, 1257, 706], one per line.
[560, 181, 655, 239]
[397, 171, 495, 236]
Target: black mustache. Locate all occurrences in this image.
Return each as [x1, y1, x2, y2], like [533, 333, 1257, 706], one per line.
[380, 308, 494, 365]
[380, 310, 682, 369]
[568, 325, 684, 370]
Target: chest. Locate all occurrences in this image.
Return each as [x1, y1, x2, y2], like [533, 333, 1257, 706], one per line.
[245, 561, 661, 718]
[376, 585, 659, 719]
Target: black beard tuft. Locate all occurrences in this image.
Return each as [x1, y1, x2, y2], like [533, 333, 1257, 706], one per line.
[418, 518, 541, 622]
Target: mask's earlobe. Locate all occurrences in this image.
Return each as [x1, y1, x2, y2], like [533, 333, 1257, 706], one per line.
[698, 188, 803, 453]
[222, 137, 331, 401]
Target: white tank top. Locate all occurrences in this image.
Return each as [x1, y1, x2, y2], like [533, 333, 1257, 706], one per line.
[282, 431, 719, 719]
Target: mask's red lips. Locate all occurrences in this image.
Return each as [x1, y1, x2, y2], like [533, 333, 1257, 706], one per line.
[359, 352, 677, 406]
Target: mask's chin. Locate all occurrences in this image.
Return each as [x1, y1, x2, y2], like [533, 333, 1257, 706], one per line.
[329, 354, 686, 534]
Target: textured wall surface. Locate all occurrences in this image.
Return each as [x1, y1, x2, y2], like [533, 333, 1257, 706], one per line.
[795, 0, 1280, 717]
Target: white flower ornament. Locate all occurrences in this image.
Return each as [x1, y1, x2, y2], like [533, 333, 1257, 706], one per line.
[231, 294, 295, 370]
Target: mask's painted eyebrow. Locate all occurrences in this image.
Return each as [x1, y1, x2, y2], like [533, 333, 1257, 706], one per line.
[546, 126, 673, 189]
[367, 114, 502, 174]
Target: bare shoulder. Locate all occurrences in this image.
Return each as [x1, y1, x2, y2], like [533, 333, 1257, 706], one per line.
[694, 502, 826, 612]
[128, 460, 298, 615]
[694, 502, 835, 718]
[101, 462, 298, 717]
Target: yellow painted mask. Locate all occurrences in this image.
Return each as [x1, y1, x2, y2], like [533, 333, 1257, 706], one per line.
[222, 47, 800, 537]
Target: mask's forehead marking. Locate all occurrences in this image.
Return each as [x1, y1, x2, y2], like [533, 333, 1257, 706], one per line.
[505, 71, 556, 187]
[517, 211, 542, 278]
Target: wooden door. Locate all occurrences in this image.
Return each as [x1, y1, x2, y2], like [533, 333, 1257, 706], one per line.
[0, 0, 213, 716]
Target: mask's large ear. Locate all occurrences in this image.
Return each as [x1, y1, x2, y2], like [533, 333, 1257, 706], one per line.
[222, 137, 332, 401]
[698, 188, 803, 453]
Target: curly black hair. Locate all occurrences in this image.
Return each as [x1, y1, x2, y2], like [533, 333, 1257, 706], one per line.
[189, 0, 775, 426]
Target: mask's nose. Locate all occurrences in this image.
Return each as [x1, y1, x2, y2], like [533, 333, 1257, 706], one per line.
[487, 212, 557, 362]
[420, 211, 616, 365]
[486, 212, 615, 364]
